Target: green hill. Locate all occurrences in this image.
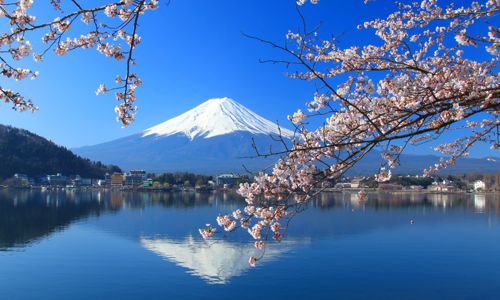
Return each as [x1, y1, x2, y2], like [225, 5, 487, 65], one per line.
[0, 124, 121, 180]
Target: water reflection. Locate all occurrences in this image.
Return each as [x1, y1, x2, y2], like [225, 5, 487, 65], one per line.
[1, 189, 500, 299]
[474, 194, 486, 212]
[0, 189, 246, 250]
[141, 236, 306, 284]
[1, 190, 499, 252]
[311, 191, 500, 214]
[0, 190, 114, 250]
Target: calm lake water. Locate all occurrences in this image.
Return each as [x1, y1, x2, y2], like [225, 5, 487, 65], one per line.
[0, 190, 499, 300]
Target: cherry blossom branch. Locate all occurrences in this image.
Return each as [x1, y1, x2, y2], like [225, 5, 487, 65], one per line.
[0, 0, 159, 126]
[202, 0, 500, 266]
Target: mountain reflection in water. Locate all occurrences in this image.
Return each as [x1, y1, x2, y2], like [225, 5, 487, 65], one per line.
[1, 190, 499, 252]
[141, 236, 306, 284]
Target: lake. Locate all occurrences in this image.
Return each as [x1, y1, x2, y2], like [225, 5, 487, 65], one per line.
[0, 190, 499, 299]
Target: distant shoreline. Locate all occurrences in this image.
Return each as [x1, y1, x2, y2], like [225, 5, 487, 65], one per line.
[315, 187, 499, 195]
[1, 185, 498, 195]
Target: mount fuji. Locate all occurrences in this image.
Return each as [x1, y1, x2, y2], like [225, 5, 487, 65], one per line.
[74, 98, 295, 174]
[74, 97, 499, 175]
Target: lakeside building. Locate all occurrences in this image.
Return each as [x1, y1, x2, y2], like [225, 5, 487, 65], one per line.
[408, 185, 424, 191]
[216, 174, 241, 186]
[125, 170, 147, 187]
[143, 178, 153, 187]
[72, 175, 92, 187]
[350, 178, 363, 188]
[47, 173, 67, 186]
[427, 181, 458, 192]
[111, 173, 124, 188]
[13, 174, 31, 187]
[334, 182, 351, 189]
[104, 173, 112, 186]
[474, 180, 486, 192]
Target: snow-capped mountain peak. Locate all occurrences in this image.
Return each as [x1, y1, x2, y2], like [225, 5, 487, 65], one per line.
[142, 97, 294, 140]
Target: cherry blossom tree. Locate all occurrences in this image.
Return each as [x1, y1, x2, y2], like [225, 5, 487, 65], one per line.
[200, 0, 499, 266]
[0, 0, 159, 126]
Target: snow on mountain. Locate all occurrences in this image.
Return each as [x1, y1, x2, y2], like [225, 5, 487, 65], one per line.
[73, 97, 499, 174]
[73, 97, 295, 173]
[142, 97, 294, 140]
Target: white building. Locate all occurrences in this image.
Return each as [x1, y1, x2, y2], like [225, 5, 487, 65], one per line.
[350, 178, 363, 188]
[473, 180, 486, 192]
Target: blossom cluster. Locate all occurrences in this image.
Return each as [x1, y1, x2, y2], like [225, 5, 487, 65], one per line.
[281, 0, 498, 179]
[0, 0, 159, 126]
[202, 0, 499, 266]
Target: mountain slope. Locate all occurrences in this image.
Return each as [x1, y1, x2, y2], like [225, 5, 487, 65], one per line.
[74, 97, 499, 175]
[75, 97, 293, 174]
[349, 151, 500, 175]
[76, 131, 291, 174]
[0, 124, 121, 180]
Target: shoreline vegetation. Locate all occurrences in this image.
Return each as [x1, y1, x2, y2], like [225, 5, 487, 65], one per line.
[1, 184, 497, 195]
[2, 170, 499, 195]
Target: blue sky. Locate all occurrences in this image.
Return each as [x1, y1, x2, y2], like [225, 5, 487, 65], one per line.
[0, 0, 495, 157]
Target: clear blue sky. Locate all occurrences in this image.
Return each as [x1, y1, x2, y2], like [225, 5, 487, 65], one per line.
[0, 0, 495, 157]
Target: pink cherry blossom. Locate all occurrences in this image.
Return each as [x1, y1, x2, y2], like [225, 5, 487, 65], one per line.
[248, 256, 257, 267]
[202, 0, 499, 256]
[0, 0, 159, 126]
